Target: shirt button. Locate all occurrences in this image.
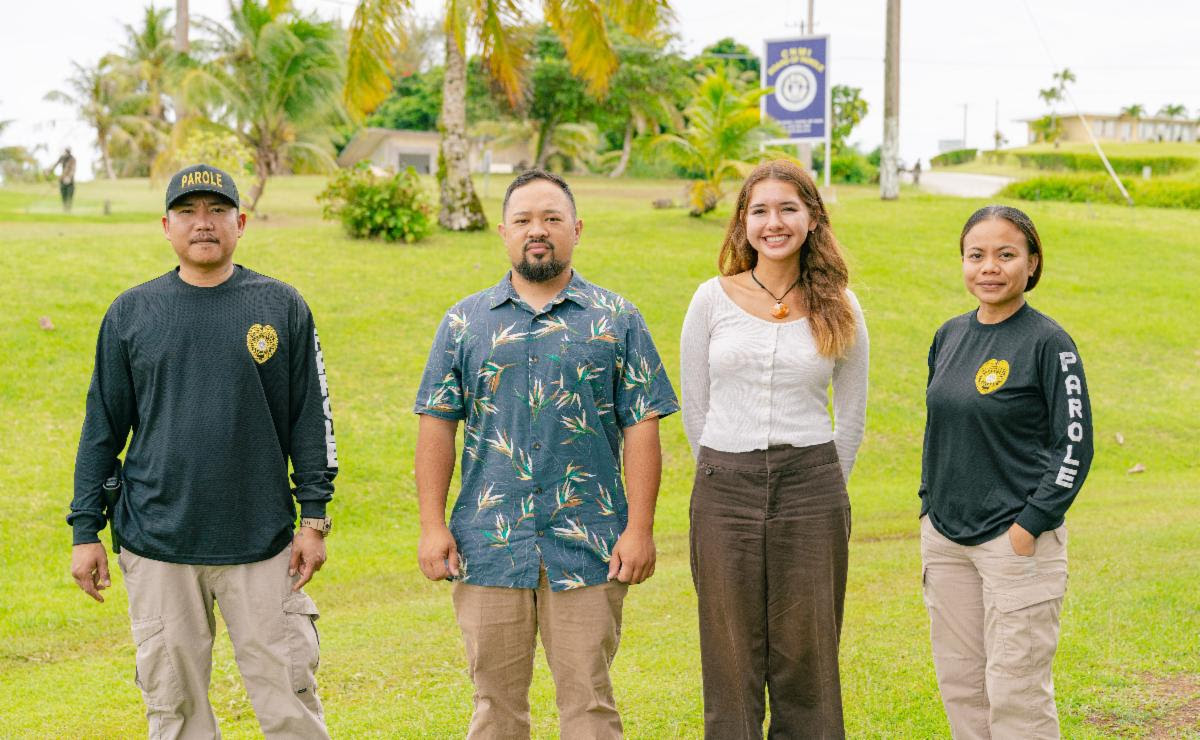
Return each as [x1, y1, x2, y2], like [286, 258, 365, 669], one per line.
[531, 356, 539, 364]
[535, 487, 543, 494]
[533, 442, 542, 450]
[537, 530, 545, 536]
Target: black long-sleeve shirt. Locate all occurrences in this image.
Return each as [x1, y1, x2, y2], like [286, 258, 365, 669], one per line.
[69, 266, 338, 564]
[919, 303, 1092, 545]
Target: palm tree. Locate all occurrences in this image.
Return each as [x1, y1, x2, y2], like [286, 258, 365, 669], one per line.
[45, 56, 158, 179]
[1158, 103, 1186, 119]
[1120, 104, 1145, 119]
[180, 0, 346, 210]
[1037, 67, 1074, 148]
[474, 118, 601, 173]
[1051, 68, 1076, 94]
[346, 0, 674, 230]
[121, 5, 177, 122]
[653, 65, 784, 216]
[601, 31, 685, 178]
[108, 5, 178, 176]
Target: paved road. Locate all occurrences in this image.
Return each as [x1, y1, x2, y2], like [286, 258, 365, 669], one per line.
[915, 171, 1014, 198]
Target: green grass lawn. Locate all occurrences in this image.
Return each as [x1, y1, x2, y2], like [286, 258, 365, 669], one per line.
[1, 174, 1197, 737]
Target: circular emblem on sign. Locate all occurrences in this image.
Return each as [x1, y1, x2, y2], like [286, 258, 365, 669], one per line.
[246, 323, 279, 364]
[774, 64, 818, 112]
[974, 359, 1010, 395]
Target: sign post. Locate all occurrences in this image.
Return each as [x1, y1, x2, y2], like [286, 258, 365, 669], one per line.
[762, 35, 831, 187]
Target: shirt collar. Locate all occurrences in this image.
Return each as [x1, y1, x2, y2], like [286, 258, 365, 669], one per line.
[487, 270, 592, 311]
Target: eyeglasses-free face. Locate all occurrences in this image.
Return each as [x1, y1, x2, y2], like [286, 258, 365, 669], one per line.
[961, 217, 1039, 321]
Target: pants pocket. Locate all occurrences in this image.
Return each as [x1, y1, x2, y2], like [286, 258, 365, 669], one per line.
[282, 592, 321, 695]
[130, 616, 183, 711]
[991, 573, 1066, 676]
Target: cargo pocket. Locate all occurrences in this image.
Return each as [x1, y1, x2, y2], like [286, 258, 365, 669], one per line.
[130, 617, 183, 711]
[282, 592, 321, 695]
[991, 572, 1066, 676]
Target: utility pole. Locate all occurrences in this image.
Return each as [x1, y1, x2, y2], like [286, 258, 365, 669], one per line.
[807, 0, 814, 34]
[880, 0, 900, 200]
[175, 0, 189, 53]
[174, 0, 190, 122]
[962, 103, 968, 148]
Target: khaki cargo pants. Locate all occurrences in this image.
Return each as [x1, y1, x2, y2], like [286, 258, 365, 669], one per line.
[118, 545, 328, 739]
[920, 515, 1068, 740]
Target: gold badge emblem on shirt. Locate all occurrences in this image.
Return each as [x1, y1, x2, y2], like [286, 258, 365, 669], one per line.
[246, 324, 278, 364]
[975, 358, 1010, 394]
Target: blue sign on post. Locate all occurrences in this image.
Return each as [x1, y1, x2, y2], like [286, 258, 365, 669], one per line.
[763, 36, 830, 141]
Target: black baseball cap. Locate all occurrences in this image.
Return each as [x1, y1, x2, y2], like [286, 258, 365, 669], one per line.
[165, 163, 240, 210]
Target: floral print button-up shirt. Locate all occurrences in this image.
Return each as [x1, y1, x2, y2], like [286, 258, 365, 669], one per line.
[415, 271, 678, 591]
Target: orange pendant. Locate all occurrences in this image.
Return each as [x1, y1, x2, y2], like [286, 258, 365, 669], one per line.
[771, 301, 790, 319]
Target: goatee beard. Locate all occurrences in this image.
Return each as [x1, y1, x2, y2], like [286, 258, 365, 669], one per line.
[513, 255, 568, 283]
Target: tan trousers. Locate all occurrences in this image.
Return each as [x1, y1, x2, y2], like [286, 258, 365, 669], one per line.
[118, 546, 328, 739]
[452, 568, 628, 739]
[920, 515, 1068, 740]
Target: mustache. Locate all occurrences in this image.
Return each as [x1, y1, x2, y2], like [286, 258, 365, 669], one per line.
[190, 234, 219, 244]
[524, 239, 552, 251]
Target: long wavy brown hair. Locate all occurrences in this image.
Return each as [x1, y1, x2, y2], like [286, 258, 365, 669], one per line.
[718, 160, 857, 358]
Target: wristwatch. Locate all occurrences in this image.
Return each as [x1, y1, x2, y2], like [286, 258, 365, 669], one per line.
[300, 517, 333, 537]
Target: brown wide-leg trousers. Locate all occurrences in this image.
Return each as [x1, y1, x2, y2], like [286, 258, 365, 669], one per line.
[690, 442, 851, 739]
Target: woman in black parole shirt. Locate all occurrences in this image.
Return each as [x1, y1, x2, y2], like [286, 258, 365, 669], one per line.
[918, 205, 1092, 739]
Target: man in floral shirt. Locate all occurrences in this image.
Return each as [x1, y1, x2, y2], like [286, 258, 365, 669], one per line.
[414, 169, 678, 738]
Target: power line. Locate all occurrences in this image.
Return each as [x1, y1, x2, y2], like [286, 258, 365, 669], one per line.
[1019, 0, 1132, 206]
[835, 55, 1200, 71]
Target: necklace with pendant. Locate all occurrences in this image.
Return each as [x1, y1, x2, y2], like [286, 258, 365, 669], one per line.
[749, 268, 800, 319]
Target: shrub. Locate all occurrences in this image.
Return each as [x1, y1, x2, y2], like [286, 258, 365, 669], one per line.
[1011, 151, 1196, 176]
[830, 150, 878, 184]
[1000, 173, 1200, 209]
[980, 150, 1008, 165]
[159, 128, 255, 180]
[930, 148, 977, 167]
[1129, 178, 1200, 208]
[1001, 174, 1124, 204]
[813, 146, 879, 184]
[318, 163, 434, 243]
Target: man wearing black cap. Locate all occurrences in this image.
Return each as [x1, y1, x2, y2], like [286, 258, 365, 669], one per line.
[68, 164, 338, 737]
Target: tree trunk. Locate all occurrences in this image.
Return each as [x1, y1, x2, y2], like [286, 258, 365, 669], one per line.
[879, 0, 901, 200]
[533, 118, 555, 170]
[246, 150, 271, 212]
[99, 130, 116, 180]
[246, 170, 267, 212]
[609, 119, 633, 178]
[437, 31, 487, 231]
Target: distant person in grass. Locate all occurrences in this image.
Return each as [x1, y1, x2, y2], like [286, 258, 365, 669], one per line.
[918, 205, 1093, 738]
[414, 169, 678, 738]
[51, 147, 76, 212]
[68, 163, 338, 738]
[680, 159, 869, 737]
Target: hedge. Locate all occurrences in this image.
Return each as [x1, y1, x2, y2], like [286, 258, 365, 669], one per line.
[987, 150, 1197, 176]
[930, 148, 977, 167]
[1000, 173, 1200, 209]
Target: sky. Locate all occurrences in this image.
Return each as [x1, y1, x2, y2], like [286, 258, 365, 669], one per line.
[3, 0, 1197, 179]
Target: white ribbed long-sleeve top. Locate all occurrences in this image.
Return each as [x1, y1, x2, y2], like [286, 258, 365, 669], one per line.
[680, 277, 869, 482]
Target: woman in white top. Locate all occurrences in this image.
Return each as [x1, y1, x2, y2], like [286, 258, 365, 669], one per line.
[680, 160, 868, 738]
